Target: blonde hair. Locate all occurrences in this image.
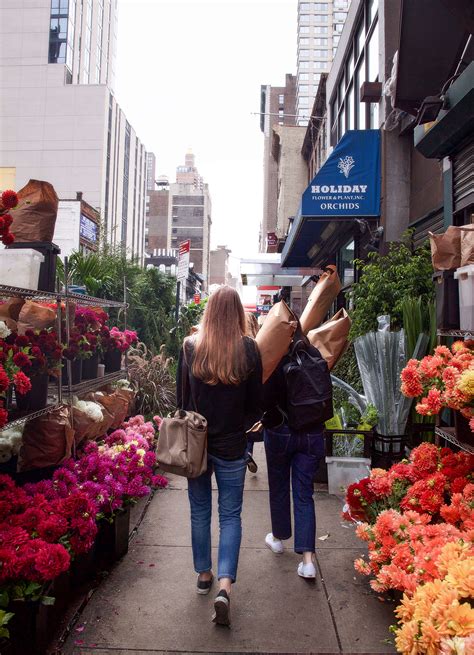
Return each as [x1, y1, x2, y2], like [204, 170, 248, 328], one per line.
[245, 312, 259, 338]
[190, 286, 248, 385]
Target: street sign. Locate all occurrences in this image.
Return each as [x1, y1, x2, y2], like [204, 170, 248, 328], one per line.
[177, 240, 190, 281]
[257, 304, 272, 313]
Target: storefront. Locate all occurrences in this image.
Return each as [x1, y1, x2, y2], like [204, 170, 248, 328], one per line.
[281, 129, 381, 292]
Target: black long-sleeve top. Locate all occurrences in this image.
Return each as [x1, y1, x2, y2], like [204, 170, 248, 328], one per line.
[176, 336, 263, 460]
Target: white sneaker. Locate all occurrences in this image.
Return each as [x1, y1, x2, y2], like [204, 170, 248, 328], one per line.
[298, 561, 316, 579]
[265, 532, 284, 554]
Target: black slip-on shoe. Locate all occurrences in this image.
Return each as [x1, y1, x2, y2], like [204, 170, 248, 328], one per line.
[247, 454, 258, 474]
[212, 589, 231, 626]
[196, 574, 214, 595]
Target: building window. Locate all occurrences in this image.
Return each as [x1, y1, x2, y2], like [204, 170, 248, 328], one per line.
[300, 2, 310, 10]
[315, 61, 329, 70]
[299, 61, 310, 69]
[314, 49, 328, 58]
[315, 37, 328, 45]
[278, 94, 284, 104]
[299, 14, 310, 22]
[367, 21, 379, 81]
[315, 25, 328, 34]
[334, 23, 344, 33]
[334, 12, 347, 21]
[335, 0, 347, 7]
[299, 85, 309, 94]
[299, 96, 309, 106]
[314, 3, 328, 9]
[299, 49, 310, 59]
[333, 35, 340, 45]
[49, 0, 75, 70]
[300, 25, 310, 33]
[299, 72, 309, 80]
[314, 14, 328, 22]
[368, 0, 378, 25]
[314, 73, 321, 82]
[299, 37, 310, 45]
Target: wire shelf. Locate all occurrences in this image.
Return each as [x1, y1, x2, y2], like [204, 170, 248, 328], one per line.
[59, 370, 128, 397]
[0, 285, 127, 309]
[0, 403, 63, 432]
[437, 329, 474, 339]
[435, 427, 474, 455]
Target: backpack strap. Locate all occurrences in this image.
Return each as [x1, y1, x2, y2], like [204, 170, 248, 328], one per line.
[183, 340, 199, 413]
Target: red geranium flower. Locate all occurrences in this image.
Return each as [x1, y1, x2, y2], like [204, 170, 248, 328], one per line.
[0, 407, 8, 428]
[13, 371, 32, 395]
[12, 351, 31, 369]
[1, 190, 18, 209]
[0, 366, 10, 392]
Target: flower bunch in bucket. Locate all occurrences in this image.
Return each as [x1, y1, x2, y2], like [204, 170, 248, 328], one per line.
[0, 190, 17, 246]
[401, 342, 474, 430]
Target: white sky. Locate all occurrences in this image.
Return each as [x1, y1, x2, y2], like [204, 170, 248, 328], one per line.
[115, 0, 296, 258]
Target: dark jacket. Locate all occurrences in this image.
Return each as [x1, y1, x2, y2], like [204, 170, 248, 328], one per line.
[176, 336, 263, 460]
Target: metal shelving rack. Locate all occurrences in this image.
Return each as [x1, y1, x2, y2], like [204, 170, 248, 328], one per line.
[435, 328, 474, 454]
[0, 280, 128, 433]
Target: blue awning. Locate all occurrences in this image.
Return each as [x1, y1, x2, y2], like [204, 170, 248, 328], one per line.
[282, 129, 381, 268]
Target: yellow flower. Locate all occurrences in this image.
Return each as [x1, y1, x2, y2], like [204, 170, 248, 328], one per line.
[456, 369, 474, 398]
[395, 620, 421, 654]
[437, 542, 471, 577]
[442, 602, 474, 637]
[445, 558, 474, 598]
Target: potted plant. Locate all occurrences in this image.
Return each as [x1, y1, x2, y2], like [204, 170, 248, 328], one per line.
[101, 327, 137, 373]
[75, 307, 108, 380]
[61, 330, 92, 386]
[14, 330, 62, 411]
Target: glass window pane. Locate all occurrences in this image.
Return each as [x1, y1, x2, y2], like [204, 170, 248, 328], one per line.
[346, 49, 354, 82]
[347, 84, 354, 129]
[370, 101, 379, 128]
[338, 74, 345, 106]
[341, 240, 355, 286]
[338, 105, 346, 139]
[356, 19, 365, 58]
[355, 61, 366, 129]
[367, 22, 379, 81]
[368, 0, 378, 25]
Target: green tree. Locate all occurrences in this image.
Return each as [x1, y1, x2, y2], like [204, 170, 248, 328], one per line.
[347, 233, 434, 340]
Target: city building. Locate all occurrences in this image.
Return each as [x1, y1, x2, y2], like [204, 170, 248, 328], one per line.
[145, 176, 169, 253]
[296, 0, 351, 126]
[281, 0, 474, 310]
[0, 0, 148, 263]
[260, 74, 297, 251]
[146, 153, 156, 191]
[167, 152, 212, 289]
[209, 245, 232, 286]
[54, 192, 101, 259]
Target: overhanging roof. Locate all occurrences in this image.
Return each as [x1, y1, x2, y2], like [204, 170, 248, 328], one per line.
[240, 254, 315, 287]
[394, 0, 473, 116]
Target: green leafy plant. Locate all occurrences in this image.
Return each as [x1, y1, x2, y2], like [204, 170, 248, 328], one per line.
[0, 609, 14, 640]
[347, 232, 434, 340]
[127, 342, 176, 417]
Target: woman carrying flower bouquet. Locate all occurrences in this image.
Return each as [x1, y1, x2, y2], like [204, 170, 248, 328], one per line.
[176, 286, 263, 627]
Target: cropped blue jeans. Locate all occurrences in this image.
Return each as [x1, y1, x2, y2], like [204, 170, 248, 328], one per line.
[264, 424, 325, 554]
[187, 453, 247, 582]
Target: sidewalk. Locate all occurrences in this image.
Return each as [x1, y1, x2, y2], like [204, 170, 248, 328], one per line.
[62, 445, 397, 654]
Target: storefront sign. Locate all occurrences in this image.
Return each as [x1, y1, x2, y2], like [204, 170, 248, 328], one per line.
[301, 129, 381, 218]
[257, 304, 272, 313]
[177, 239, 190, 281]
[79, 214, 98, 243]
[267, 232, 278, 246]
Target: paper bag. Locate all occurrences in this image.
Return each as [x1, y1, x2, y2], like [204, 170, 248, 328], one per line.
[300, 265, 342, 333]
[460, 225, 474, 267]
[17, 300, 56, 333]
[307, 308, 351, 370]
[256, 300, 298, 383]
[18, 406, 74, 471]
[0, 298, 25, 322]
[10, 179, 59, 242]
[84, 391, 115, 437]
[429, 227, 461, 271]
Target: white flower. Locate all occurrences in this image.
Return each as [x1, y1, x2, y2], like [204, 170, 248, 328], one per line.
[73, 397, 103, 422]
[0, 321, 11, 339]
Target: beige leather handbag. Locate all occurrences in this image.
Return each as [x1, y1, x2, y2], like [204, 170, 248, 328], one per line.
[156, 346, 208, 478]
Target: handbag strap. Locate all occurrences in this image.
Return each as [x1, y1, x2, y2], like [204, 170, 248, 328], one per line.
[182, 341, 199, 413]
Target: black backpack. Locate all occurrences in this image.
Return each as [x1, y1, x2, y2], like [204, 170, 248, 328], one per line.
[282, 336, 333, 431]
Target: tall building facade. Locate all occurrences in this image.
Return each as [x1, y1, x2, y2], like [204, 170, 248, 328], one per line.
[296, 0, 351, 126]
[0, 0, 147, 262]
[260, 74, 296, 251]
[167, 153, 211, 288]
[145, 176, 170, 254]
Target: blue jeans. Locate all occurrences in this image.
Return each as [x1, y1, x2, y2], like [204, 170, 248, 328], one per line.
[187, 453, 247, 582]
[264, 424, 325, 554]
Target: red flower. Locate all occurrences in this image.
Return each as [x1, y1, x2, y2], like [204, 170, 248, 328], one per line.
[12, 351, 31, 369]
[37, 517, 68, 543]
[2, 232, 15, 246]
[0, 366, 10, 392]
[34, 542, 70, 581]
[15, 335, 29, 348]
[1, 190, 18, 209]
[0, 218, 4, 232]
[2, 214, 13, 228]
[0, 407, 8, 428]
[13, 371, 31, 395]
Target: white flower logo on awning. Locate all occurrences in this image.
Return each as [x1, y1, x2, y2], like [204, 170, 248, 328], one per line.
[338, 155, 355, 179]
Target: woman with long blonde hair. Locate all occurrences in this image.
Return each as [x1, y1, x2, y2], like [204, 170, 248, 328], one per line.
[176, 286, 262, 626]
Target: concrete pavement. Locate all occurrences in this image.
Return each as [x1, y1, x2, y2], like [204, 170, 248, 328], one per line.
[62, 444, 397, 654]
